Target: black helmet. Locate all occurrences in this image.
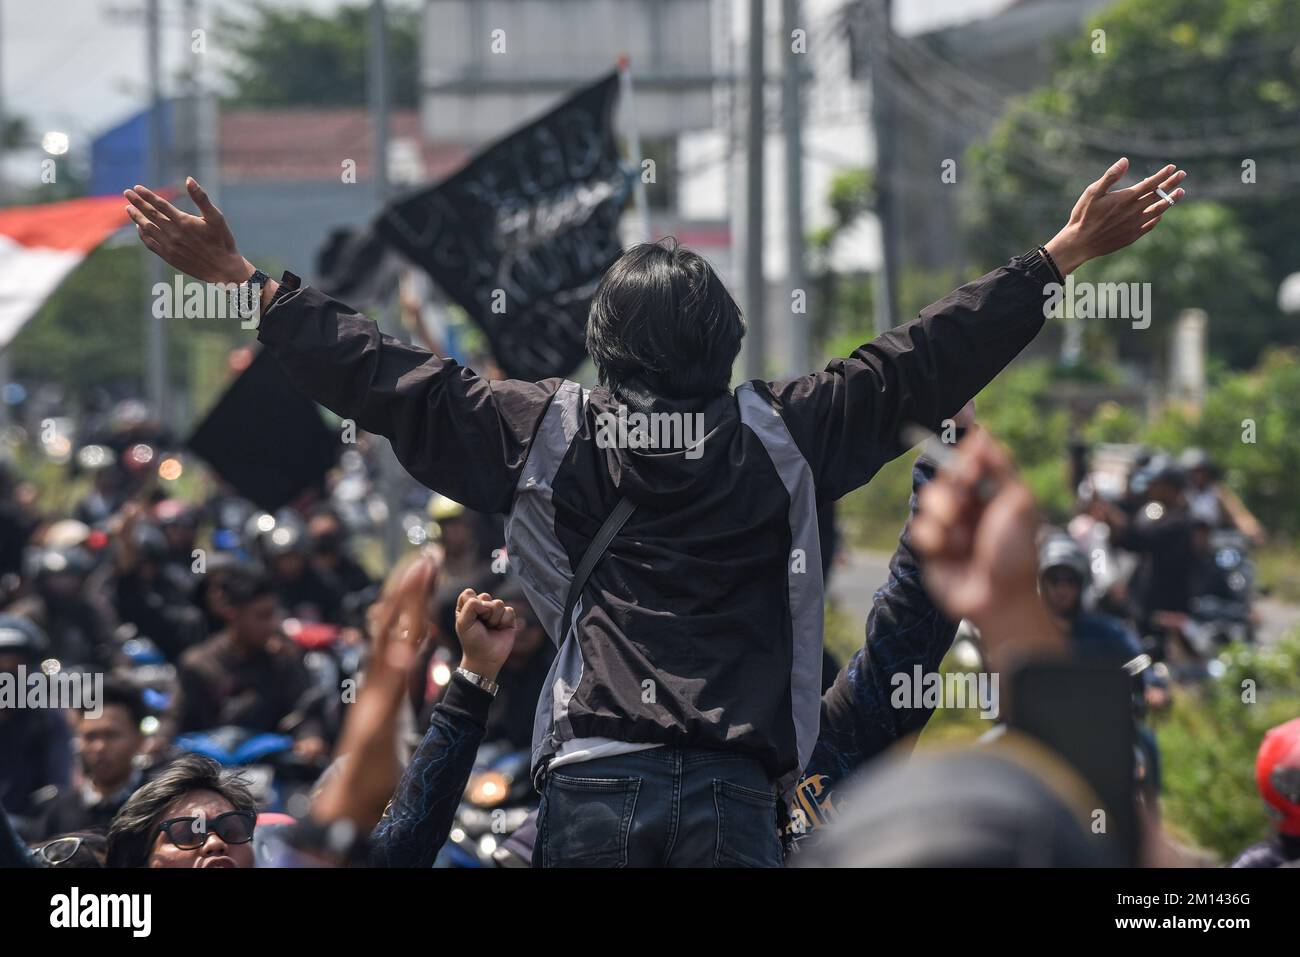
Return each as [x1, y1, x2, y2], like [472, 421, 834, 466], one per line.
[1133, 453, 1186, 494]
[25, 544, 96, 580]
[245, 510, 306, 559]
[1178, 447, 1217, 477]
[1038, 536, 1089, 584]
[131, 523, 170, 563]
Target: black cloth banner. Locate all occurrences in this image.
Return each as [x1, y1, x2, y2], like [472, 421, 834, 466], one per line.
[315, 224, 404, 308]
[186, 349, 339, 513]
[375, 71, 629, 381]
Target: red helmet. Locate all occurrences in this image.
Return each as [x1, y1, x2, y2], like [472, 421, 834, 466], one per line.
[1256, 717, 1300, 836]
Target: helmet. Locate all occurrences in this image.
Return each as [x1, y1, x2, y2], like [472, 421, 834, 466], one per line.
[425, 494, 467, 544]
[132, 523, 169, 563]
[0, 614, 50, 660]
[1178, 447, 1215, 475]
[1143, 454, 1187, 490]
[245, 509, 306, 558]
[1038, 535, 1089, 584]
[43, 519, 92, 550]
[25, 544, 96, 580]
[426, 494, 466, 522]
[1257, 718, 1300, 837]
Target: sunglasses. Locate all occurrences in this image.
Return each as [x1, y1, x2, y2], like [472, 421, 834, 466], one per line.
[157, 810, 256, 850]
[38, 835, 89, 866]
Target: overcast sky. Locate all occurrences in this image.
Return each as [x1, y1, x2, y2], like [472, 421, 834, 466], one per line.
[5, 0, 1011, 155]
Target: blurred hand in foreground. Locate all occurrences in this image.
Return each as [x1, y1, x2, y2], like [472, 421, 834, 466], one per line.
[310, 549, 440, 834]
[910, 429, 1064, 670]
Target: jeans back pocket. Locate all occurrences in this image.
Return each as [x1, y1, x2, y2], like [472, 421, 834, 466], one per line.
[713, 779, 782, 868]
[541, 772, 641, 868]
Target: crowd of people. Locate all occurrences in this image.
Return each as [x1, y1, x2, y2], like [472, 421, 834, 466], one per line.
[0, 402, 550, 861]
[3, 411, 1294, 870]
[0, 156, 1295, 871]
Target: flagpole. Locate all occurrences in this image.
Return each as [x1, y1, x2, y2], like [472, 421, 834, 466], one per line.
[617, 55, 652, 244]
[0, 0, 9, 440]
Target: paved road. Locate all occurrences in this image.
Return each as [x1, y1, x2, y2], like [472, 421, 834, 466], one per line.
[828, 548, 1300, 646]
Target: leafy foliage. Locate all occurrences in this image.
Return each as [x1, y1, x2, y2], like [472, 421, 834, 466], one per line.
[216, 1, 422, 108]
[964, 0, 1300, 367]
[1156, 633, 1300, 861]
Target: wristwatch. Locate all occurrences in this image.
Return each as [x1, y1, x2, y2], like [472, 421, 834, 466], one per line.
[230, 267, 270, 320]
[455, 666, 500, 697]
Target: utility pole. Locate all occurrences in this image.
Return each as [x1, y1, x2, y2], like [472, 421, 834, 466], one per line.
[187, 0, 219, 205]
[868, 0, 899, 335]
[178, 0, 201, 183]
[782, 0, 807, 375]
[744, 0, 766, 380]
[145, 0, 169, 421]
[0, 0, 10, 440]
[368, 0, 406, 563]
[369, 0, 390, 207]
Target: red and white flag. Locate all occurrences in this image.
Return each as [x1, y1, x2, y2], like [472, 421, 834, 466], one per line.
[0, 195, 129, 349]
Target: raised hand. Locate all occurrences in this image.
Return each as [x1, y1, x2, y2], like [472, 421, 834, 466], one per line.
[910, 429, 1065, 669]
[454, 589, 519, 682]
[311, 549, 441, 834]
[1045, 159, 1187, 275]
[123, 177, 253, 285]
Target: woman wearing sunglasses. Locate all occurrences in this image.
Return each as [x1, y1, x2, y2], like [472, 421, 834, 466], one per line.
[105, 753, 257, 868]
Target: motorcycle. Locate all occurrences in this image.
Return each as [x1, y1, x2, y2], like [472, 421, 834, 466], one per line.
[439, 742, 537, 867]
[1147, 528, 1256, 680]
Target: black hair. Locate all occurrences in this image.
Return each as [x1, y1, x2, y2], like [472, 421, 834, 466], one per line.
[105, 753, 255, 868]
[89, 675, 147, 727]
[220, 565, 276, 609]
[586, 239, 745, 399]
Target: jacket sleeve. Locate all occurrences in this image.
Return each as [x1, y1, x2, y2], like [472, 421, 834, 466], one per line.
[367, 675, 493, 867]
[787, 456, 957, 846]
[257, 275, 560, 514]
[770, 251, 1060, 501]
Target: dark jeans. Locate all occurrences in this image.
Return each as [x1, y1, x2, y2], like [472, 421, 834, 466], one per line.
[534, 748, 783, 868]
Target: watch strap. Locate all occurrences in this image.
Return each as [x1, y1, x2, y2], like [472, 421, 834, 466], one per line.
[455, 666, 500, 697]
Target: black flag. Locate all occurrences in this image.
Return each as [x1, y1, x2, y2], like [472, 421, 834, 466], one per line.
[187, 349, 339, 513]
[315, 225, 404, 308]
[375, 71, 629, 381]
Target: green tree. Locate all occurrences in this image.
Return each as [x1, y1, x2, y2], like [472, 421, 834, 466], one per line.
[9, 244, 219, 407]
[964, 0, 1300, 367]
[1157, 632, 1300, 861]
[217, 1, 422, 108]
[1145, 347, 1300, 537]
[1078, 203, 1272, 367]
[12, 244, 150, 393]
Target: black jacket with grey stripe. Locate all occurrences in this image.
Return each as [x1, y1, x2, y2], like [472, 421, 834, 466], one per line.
[257, 250, 1060, 784]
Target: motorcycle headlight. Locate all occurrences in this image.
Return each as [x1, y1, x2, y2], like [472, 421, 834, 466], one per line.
[467, 770, 509, 807]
